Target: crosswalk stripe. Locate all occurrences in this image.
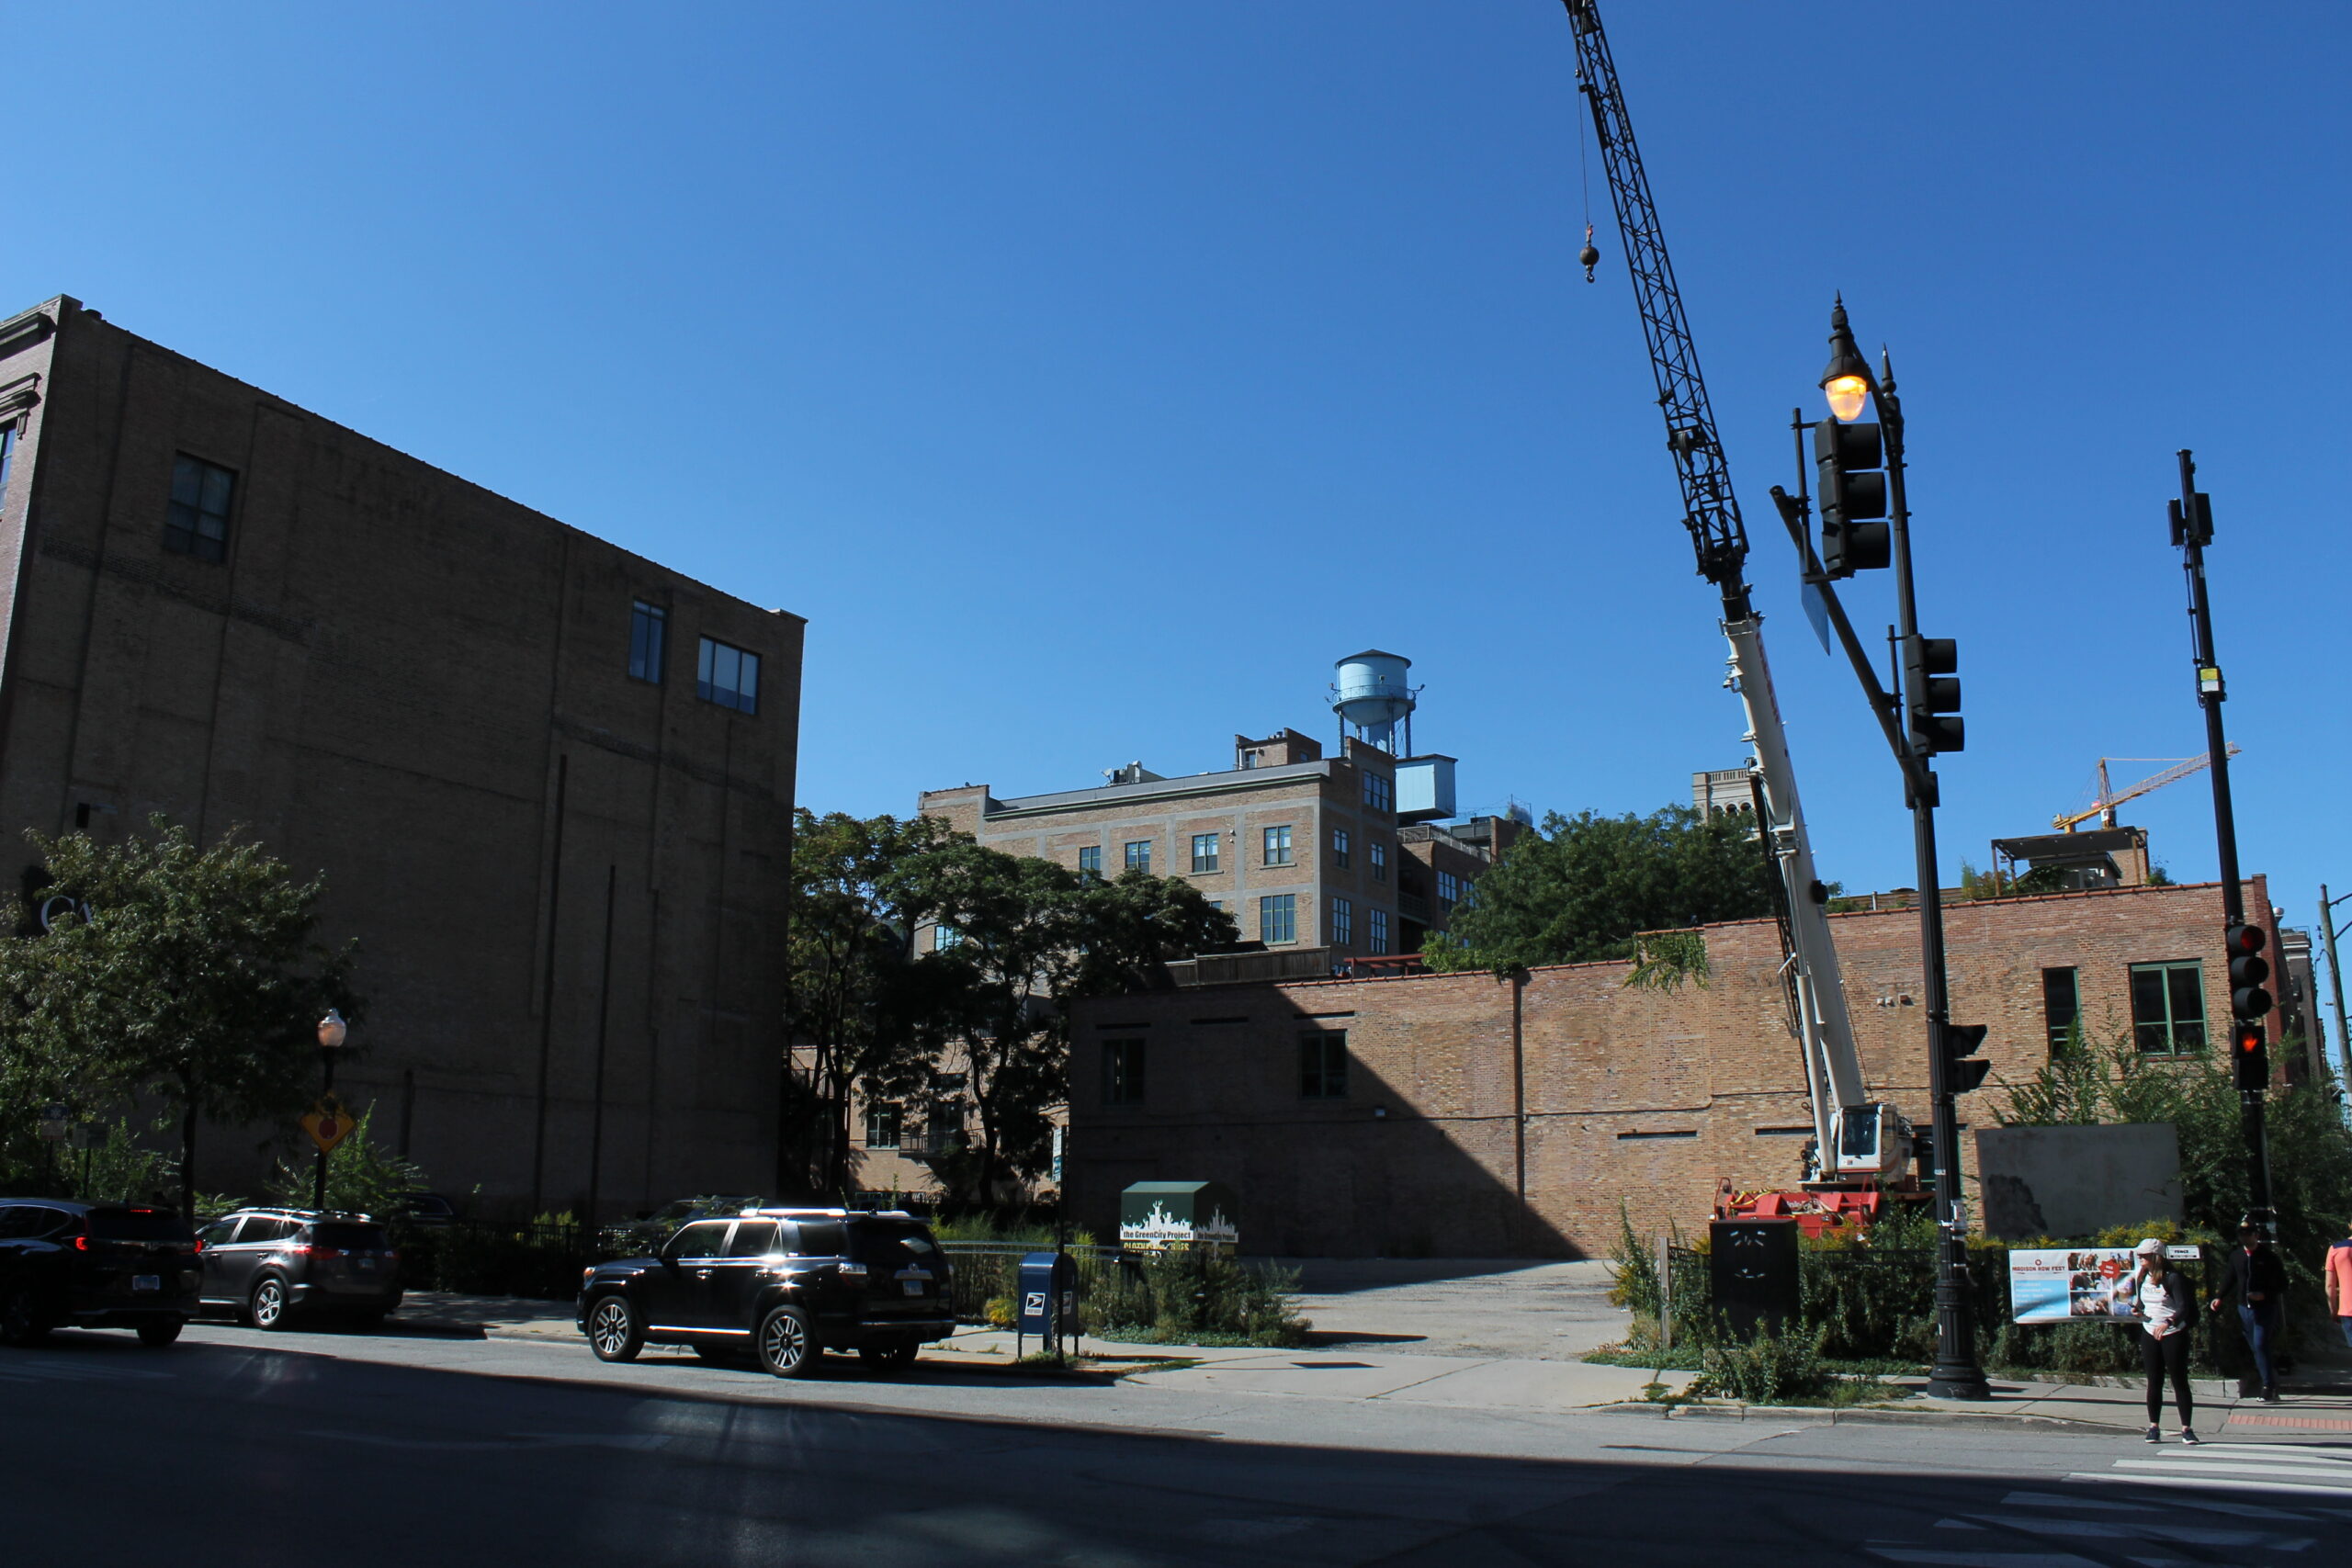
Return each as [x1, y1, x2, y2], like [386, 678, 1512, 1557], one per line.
[2117, 1458, 2352, 1478]
[2071, 1471, 2352, 1499]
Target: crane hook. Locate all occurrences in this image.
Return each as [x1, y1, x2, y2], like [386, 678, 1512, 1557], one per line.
[1578, 224, 1600, 283]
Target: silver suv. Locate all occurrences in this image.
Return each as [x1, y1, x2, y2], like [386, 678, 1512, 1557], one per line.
[197, 1208, 402, 1329]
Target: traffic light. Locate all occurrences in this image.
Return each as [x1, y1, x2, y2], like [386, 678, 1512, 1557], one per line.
[1903, 634, 1964, 754]
[1814, 420, 1891, 578]
[1943, 1021, 1990, 1094]
[2232, 1021, 2268, 1092]
[2225, 922, 2272, 1018]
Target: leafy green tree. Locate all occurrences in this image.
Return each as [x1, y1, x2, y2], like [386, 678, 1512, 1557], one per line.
[0, 820, 359, 1218]
[1424, 805, 1772, 972]
[782, 808, 965, 1196]
[892, 850, 1233, 1207]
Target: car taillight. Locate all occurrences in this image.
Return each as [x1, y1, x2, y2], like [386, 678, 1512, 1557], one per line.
[73, 1235, 89, 1251]
[192, 1240, 206, 1254]
[313, 1247, 343, 1260]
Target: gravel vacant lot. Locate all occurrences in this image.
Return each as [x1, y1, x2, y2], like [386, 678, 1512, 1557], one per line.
[1273, 1258, 1629, 1360]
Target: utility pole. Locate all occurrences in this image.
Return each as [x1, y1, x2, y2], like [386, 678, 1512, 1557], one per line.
[2321, 886, 2351, 1112]
[2171, 451, 2272, 1228]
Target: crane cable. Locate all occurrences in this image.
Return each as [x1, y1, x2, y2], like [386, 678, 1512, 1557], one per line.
[1577, 90, 1600, 281]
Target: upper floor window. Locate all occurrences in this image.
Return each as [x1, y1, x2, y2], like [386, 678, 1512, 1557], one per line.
[1331, 827, 1351, 868]
[1437, 870, 1459, 906]
[1329, 897, 1352, 946]
[0, 424, 15, 499]
[2042, 966, 2081, 1054]
[1191, 832, 1221, 874]
[165, 454, 234, 562]
[628, 601, 667, 683]
[697, 637, 760, 715]
[1102, 1039, 1146, 1106]
[1261, 893, 1297, 945]
[1368, 908, 1391, 955]
[1363, 772, 1394, 813]
[1125, 840, 1153, 874]
[1077, 846, 1102, 882]
[1299, 1031, 1349, 1099]
[1262, 825, 1294, 867]
[2131, 960, 2206, 1055]
[864, 1104, 901, 1149]
[933, 924, 960, 952]
[1370, 840, 1388, 882]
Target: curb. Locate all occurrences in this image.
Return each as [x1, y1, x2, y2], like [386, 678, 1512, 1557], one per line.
[462, 1324, 1131, 1383]
[1599, 1400, 2125, 1434]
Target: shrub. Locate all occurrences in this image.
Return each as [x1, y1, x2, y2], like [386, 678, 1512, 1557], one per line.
[1691, 1323, 1834, 1404]
[1080, 1247, 1309, 1347]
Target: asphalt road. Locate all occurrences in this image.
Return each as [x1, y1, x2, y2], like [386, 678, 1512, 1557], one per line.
[7, 1323, 2351, 1566]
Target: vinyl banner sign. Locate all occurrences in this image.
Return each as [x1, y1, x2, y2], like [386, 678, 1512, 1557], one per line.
[2007, 1248, 2139, 1324]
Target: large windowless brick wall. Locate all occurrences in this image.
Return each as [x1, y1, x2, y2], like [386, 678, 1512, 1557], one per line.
[1068, 879, 2281, 1258]
[0, 297, 803, 1214]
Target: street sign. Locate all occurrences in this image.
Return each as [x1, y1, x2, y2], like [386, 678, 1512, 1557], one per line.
[38, 1103, 70, 1143]
[1050, 1126, 1064, 1185]
[301, 1094, 356, 1153]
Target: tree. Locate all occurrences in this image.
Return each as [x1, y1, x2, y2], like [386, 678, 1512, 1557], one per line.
[1424, 805, 1773, 973]
[892, 851, 1234, 1207]
[0, 820, 358, 1218]
[781, 809, 963, 1197]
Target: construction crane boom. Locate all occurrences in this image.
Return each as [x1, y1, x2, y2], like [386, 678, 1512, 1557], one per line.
[2052, 746, 2242, 832]
[1560, 0, 1905, 1191]
[1564, 1, 1747, 600]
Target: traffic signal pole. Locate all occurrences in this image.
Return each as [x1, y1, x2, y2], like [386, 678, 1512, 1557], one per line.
[2173, 450, 2272, 1226]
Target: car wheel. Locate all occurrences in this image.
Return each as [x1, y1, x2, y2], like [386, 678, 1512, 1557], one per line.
[251, 1277, 292, 1331]
[0, 1285, 50, 1347]
[755, 1305, 817, 1378]
[858, 1339, 918, 1375]
[136, 1318, 185, 1347]
[586, 1294, 642, 1362]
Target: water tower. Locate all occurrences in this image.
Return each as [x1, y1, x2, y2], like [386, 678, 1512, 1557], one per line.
[1333, 650, 1417, 755]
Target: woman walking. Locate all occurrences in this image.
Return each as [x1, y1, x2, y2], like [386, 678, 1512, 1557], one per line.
[2133, 1237, 2199, 1445]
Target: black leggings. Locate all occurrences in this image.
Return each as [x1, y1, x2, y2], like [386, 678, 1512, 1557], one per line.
[2142, 1327, 2193, 1426]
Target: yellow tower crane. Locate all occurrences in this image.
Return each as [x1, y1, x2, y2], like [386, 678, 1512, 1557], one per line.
[2052, 746, 2243, 832]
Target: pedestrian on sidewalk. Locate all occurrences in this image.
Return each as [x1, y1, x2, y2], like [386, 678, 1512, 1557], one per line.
[2326, 1219, 2352, 1350]
[2132, 1238, 2199, 1445]
[2210, 1217, 2288, 1403]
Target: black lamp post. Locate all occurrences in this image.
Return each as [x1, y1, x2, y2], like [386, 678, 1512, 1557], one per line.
[312, 1008, 348, 1211]
[1767, 298, 1992, 1400]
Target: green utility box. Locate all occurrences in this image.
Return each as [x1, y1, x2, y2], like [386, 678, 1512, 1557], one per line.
[1118, 1180, 1240, 1250]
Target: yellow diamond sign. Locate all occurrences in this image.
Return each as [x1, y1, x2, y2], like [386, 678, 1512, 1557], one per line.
[302, 1095, 356, 1153]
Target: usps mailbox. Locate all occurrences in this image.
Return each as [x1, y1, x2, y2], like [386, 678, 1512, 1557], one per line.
[1016, 1250, 1078, 1356]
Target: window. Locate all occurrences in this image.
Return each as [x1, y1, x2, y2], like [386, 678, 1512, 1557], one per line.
[696, 636, 761, 714]
[2131, 961, 2207, 1055]
[933, 924, 960, 952]
[928, 1100, 964, 1148]
[1329, 897, 1352, 946]
[1261, 893, 1296, 945]
[165, 454, 234, 562]
[1102, 1039, 1146, 1105]
[0, 424, 14, 500]
[1191, 832, 1221, 874]
[865, 1103, 901, 1149]
[1363, 772, 1393, 812]
[1437, 870, 1459, 907]
[727, 1220, 781, 1258]
[1370, 841, 1387, 882]
[197, 1218, 241, 1248]
[665, 1220, 732, 1259]
[1368, 908, 1390, 954]
[1331, 827, 1351, 868]
[1077, 845, 1102, 881]
[1262, 825, 1294, 867]
[1125, 840, 1153, 874]
[1299, 1031, 1349, 1099]
[2041, 966, 2081, 1054]
[628, 601, 667, 683]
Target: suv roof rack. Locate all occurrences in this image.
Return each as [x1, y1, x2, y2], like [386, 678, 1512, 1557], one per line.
[741, 1207, 919, 1221]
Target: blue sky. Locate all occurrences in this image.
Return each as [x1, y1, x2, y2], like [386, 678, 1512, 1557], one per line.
[10, 2, 2348, 918]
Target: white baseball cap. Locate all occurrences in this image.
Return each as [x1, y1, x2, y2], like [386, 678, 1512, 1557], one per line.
[2133, 1237, 2165, 1257]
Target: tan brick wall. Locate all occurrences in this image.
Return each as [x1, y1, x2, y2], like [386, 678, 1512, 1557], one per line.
[1069, 880, 2276, 1258]
[0, 297, 802, 1216]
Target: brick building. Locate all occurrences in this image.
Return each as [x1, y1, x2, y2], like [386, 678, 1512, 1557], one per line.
[1065, 878, 2290, 1258]
[0, 296, 802, 1214]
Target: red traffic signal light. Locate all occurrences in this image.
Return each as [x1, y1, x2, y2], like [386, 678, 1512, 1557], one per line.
[2225, 922, 2272, 1017]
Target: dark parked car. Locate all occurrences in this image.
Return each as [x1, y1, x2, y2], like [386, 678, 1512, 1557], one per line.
[0, 1199, 200, 1347]
[398, 1192, 460, 1227]
[196, 1208, 402, 1328]
[577, 1208, 953, 1377]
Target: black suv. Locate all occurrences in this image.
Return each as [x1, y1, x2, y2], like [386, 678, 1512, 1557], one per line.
[0, 1199, 200, 1346]
[196, 1208, 402, 1328]
[577, 1208, 953, 1377]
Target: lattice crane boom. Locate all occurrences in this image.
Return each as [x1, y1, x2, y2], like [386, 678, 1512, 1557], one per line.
[2052, 745, 2242, 833]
